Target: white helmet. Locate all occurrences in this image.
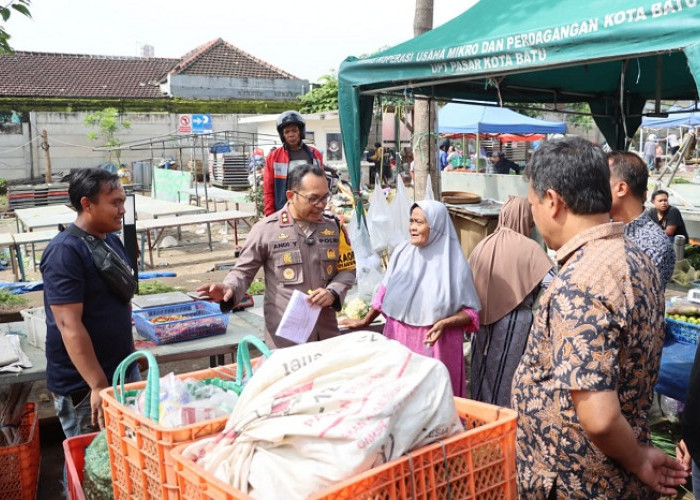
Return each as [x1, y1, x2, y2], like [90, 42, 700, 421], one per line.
[648, 134, 657, 141]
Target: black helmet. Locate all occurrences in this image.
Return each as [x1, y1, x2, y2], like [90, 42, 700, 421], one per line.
[276, 111, 306, 143]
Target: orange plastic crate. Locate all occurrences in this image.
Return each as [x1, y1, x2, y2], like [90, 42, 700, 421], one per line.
[0, 402, 41, 500]
[170, 398, 518, 500]
[63, 431, 99, 500]
[101, 363, 243, 500]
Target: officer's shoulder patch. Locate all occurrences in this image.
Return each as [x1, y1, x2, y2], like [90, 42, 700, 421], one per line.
[322, 211, 339, 222]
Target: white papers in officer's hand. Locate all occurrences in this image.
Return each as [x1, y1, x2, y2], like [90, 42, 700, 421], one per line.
[275, 290, 322, 344]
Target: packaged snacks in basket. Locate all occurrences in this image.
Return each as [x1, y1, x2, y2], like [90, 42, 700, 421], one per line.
[131, 372, 239, 427]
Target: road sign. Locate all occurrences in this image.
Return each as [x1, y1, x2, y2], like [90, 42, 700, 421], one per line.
[178, 114, 192, 134]
[192, 114, 212, 134]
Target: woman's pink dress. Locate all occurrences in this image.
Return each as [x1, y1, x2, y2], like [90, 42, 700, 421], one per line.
[372, 285, 479, 398]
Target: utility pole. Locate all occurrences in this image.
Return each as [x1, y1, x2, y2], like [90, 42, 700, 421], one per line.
[412, 0, 438, 201]
[41, 129, 52, 183]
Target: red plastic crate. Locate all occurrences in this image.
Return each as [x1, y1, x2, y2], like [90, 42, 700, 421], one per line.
[0, 403, 40, 500]
[63, 432, 100, 500]
[171, 398, 518, 500]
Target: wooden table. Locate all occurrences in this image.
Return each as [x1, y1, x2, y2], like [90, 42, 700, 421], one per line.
[14, 205, 75, 232]
[134, 194, 206, 219]
[179, 186, 250, 211]
[8, 230, 59, 281]
[0, 307, 265, 387]
[135, 209, 256, 269]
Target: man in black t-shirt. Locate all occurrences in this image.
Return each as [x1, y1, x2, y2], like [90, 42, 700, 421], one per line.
[40, 168, 137, 438]
[648, 189, 689, 241]
[491, 151, 522, 175]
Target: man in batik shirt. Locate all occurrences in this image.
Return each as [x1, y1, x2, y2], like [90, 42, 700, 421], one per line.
[607, 151, 675, 287]
[511, 137, 686, 499]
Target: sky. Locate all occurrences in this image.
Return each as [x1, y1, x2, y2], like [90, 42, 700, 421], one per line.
[7, 0, 478, 83]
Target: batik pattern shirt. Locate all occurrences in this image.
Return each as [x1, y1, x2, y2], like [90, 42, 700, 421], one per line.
[625, 211, 675, 287]
[511, 223, 664, 499]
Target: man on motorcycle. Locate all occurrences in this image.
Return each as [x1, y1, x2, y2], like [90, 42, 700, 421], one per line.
[263, 111, 324, 216]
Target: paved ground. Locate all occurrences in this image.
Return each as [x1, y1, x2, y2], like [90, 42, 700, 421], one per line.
[0, 198, 261, 499]
[1, 196, 695, 499]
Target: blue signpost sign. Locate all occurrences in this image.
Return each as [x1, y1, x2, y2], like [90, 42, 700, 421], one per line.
[192, 114, 212, 134]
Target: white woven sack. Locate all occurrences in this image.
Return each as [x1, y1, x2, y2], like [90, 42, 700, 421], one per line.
[184, 331, 461, 499]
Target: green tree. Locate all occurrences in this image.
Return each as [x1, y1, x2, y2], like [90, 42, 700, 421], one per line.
[505, 101, 593, 131]
[84, 107, 131, 164]
[299, 73, 338, 113]
[0, 0, 32, 54]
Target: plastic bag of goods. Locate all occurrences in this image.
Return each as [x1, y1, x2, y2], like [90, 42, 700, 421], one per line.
[183, 331, 462, 499]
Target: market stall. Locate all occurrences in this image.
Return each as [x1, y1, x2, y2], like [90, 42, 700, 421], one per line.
[338, 0, 700, 203]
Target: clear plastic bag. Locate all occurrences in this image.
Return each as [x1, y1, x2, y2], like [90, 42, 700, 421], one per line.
[133, 372, 239, 427]
[367, 182, 392, 254]
[347, 212, 385, 301]
[424, 174, 435, 201]
[387, 175, 411, 250]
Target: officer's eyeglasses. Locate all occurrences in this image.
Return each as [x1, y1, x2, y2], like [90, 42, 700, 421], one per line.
[293, 191, 330, 206]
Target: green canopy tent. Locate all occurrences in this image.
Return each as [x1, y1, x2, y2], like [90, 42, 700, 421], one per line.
[338, 0, 700, 200]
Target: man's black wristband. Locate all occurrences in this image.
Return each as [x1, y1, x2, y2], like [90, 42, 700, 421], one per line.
[327, 288, 341, 311]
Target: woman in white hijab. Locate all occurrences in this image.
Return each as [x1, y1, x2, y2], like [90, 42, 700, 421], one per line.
[343, 200, 481, 397]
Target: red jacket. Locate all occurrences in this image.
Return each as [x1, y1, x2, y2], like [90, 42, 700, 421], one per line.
[263, 144, 324, 216]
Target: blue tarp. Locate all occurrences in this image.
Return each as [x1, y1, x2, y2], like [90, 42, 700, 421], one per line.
[437, 103, 567, 135]
[642, 104, 700, 129]
[655, 338, 696, 403]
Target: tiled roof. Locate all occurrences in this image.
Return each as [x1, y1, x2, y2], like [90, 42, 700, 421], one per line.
[0, 39, 301, 99]
[170, 38, 298, 80]
[0, 52, 177, 98]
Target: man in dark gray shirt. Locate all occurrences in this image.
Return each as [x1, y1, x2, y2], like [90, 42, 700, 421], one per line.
[608, 151, 675, 287]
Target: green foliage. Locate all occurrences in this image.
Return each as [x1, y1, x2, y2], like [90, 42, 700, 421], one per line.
[0, 0, 31, 54]
[137, 280, 179, 295]
[564, 102, 594, 131]
[672, 177, 691, 184]
[0, 288, 28, 307]
[84, 108, 131, 163]
[504, 101, 593, 131]
[1, 97, 299, 115]
[247, 280, 265, 295]
[247, 183, 264, 218]
[685, 244, 700, 269]
[299, 73, 338, 113]
[0, 177, 7, 195]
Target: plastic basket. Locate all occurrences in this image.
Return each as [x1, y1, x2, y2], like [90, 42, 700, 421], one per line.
[63, 432, 99, 500]
[19, 307, 47, 350]
[133, 301, 229, 345]
[665, 317, 700, 344]
[102, 335, 269, 500]
[0, 403, 41, 500]
[171, 398, 518, 500]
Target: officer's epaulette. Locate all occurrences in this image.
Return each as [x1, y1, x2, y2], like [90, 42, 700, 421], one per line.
[278, 209, 293, 227]
[264, 212, 281, 224]
[322, 211, 339, 222]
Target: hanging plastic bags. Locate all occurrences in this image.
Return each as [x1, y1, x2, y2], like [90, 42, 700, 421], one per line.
[347, 212, 384, 301]
[388, 175, 411, 246]
[366, 178, 392, 254]
[424, 173, 435, 200]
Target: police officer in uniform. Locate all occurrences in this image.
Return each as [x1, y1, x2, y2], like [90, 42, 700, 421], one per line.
[199, 163, 356, 348]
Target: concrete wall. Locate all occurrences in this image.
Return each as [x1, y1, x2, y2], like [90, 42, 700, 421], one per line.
[442, 171, 529, 200]
[0, 122, 32, 179]
[0, 111, 256, 180]
[165, 75, 309, 101]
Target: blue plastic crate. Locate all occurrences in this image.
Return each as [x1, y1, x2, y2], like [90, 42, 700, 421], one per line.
[665, 317, 700, 345]
[132, 301, 228, 344]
